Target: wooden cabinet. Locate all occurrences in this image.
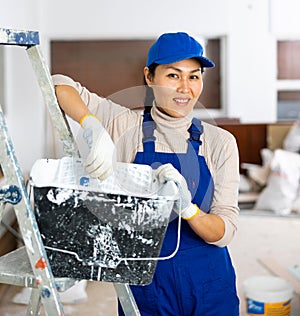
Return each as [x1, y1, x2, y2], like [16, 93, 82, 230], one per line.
[218, 122, 293, 172]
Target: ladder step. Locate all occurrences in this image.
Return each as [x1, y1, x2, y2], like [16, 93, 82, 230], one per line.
[0, 247, 36, 287]
[0, 247, 77, 291]
[0, 28, 39, 46]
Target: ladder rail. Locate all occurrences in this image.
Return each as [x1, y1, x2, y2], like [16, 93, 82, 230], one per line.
[114, 283, 141, 316]
[27, 288, 42, 316]
[0, 201, 4, 224]
[0, 105, 64, 316]
[26, 45, 80, 158]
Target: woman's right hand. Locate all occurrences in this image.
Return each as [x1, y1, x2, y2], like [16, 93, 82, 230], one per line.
[81, 114, 115, 180]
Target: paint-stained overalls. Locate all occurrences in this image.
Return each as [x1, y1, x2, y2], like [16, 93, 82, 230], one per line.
[119, 112, 239, 316]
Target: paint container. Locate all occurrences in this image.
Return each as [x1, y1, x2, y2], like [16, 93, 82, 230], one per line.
[30, 158, 177, 285]
[243, 276, 293, 316]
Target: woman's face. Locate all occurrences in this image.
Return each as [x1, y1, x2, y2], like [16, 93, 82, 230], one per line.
[144, 58, 203, 118]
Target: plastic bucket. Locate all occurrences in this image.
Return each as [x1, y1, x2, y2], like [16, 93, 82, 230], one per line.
[243, 276, 293, 316]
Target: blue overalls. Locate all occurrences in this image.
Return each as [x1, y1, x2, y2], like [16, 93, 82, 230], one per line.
[119, 112, 239, 316]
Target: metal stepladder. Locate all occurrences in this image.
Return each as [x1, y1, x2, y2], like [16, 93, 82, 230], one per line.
[0, 28, 140, 316]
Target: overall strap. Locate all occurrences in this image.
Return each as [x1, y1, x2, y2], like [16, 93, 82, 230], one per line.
[187, 118, 203, 153]
[142, 113, 203, 153]
[142, 110, 156, 152]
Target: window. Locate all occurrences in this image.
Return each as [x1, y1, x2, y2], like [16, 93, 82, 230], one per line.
[277, 40, 300, 120]
[197, 38, 221, 110]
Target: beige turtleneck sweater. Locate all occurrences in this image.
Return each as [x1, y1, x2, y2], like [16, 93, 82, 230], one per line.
[52, 74, 240, 247]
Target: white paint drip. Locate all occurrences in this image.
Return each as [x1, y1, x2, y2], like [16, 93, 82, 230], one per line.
[46, 188, 73, 205]
[135, 235, 154, 246]
[97, 266, 102, 281]
[0, 30, 8, 43]
[23, 230, 34, 254]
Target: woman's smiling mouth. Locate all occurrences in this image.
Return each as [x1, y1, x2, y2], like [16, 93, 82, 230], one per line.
[173, 97, 191, 106]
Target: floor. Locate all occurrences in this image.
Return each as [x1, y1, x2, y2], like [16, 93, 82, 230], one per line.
[229, 213, 300, 316]
[0, 213, 300, 316]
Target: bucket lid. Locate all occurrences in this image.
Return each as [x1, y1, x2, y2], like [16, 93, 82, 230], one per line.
[243, 276, 294, 303]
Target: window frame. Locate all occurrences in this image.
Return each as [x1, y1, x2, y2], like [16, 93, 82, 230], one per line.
[277, 39, 300, 121]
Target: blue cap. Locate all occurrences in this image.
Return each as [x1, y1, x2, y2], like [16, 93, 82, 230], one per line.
[146, 32, 215, 68]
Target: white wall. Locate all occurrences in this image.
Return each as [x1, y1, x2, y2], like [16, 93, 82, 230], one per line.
[226, 0, 277, 122]
[1, 0, 45, 174]
[41, 0, 229, 39]
[271, 0, 300, 37]
[1, 0, 300, 172]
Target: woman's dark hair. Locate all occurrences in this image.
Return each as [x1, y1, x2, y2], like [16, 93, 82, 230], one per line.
[144, 63, 158, 113]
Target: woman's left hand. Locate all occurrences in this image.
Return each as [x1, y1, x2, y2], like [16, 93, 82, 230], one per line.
[155, 164, 200, 220]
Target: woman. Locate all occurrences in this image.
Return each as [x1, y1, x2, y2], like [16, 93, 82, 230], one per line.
[52, 31, 240, 315]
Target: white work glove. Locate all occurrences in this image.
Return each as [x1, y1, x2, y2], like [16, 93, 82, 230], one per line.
[80, 114, 115, 180]
[155, 163, 200, 220]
